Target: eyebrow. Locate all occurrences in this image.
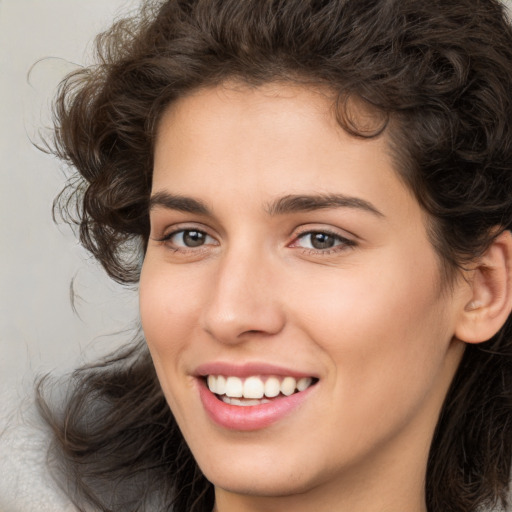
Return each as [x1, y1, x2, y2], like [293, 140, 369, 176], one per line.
[265, 193, 384, 217]
[148, 191, 384, 218]
[149, 192, 210, 215]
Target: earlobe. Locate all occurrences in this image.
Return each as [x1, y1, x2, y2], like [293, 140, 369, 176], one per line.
[455, 230, 512, 344]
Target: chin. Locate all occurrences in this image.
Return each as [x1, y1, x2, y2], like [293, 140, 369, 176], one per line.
[204, 465, 316, 498]
[192, 440, 333, 499]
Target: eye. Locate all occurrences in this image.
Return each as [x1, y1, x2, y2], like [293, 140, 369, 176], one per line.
[164, 229, 216, 248]
[292, 230, 354, 251]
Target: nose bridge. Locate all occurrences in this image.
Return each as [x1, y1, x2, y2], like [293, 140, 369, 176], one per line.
[201, 241, 285, 343]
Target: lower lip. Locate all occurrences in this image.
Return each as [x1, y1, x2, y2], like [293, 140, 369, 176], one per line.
[197, 379, 315, 431]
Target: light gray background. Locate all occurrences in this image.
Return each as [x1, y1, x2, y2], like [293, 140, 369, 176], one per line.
[1, 0, 141, 399]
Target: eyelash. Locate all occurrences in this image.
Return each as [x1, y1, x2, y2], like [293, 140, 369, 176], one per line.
[291, 229, 356, 255]
[155, 227, 356, 255]
[156, 228, 217, 252]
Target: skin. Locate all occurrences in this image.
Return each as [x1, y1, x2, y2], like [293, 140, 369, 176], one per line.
[139, 83, 473, 512]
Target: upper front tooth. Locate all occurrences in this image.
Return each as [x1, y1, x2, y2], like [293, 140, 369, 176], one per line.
[243, 376, 265, 399]
[264, 377, 280, 398]
[225, 376, 243, 397]
[281, 376, 297, 396]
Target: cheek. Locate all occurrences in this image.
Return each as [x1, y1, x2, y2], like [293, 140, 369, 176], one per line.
[139, 259, 201, 373]
[138, 258, 208, 430]
[292, 250, 452, 418]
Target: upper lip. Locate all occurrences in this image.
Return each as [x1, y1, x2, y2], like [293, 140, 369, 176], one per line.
[194, 361, 318, 379]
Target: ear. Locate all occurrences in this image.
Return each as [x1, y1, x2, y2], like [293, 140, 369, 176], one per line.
[455, 230, 512, 344]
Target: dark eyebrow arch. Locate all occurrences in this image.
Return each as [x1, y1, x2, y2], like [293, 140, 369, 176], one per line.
[149, 192, 210, 215]
[266, 193, 384, 217]
[149, 191, 383, 218]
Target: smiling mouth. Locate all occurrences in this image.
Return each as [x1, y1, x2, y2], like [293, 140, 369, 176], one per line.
[205, 375, 318, 406]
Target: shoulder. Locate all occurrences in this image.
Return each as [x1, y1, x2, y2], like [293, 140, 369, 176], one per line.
[0, 389, 78, 512]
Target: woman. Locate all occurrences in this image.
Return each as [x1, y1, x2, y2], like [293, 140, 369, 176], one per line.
[40, 0, 512, 511]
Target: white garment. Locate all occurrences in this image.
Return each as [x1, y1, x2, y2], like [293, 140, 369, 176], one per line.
[0, 389, 77, 512]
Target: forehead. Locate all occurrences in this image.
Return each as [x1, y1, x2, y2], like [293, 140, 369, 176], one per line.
[152, 82, 417, 220]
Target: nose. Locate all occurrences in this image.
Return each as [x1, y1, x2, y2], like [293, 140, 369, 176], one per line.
[200, 248, 286, 344]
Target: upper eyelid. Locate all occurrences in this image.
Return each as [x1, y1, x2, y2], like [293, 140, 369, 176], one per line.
[158, 229, 217, 245]
[151, 222, 216, 239]
[151, 220, 358, 244]
[289, 225, 359, 250]
[155, 229, 219, 254]
[292, 224, 358, 241]
[292, 230, 354, 245]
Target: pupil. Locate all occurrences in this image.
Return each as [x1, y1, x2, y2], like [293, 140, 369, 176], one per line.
[184, 231, 205, 247]
[311, 233, 334, 249]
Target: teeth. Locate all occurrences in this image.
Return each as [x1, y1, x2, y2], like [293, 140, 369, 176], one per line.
[225, 376, 243, 397]
[243, 376, 265, 399]
[216, 375, 226, 395]
[297, 377, 313, 392]
[207, 375, 216, 393]
[222, 396, 271, 406]
[264, 377, 280, 398]
[206, 374, 315, 399]
[280, 376, 296, 396]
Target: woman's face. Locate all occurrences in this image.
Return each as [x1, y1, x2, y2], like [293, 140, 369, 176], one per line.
[140, 83, 467, 508]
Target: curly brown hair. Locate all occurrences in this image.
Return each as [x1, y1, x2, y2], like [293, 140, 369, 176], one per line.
[39, 0, 512, 511]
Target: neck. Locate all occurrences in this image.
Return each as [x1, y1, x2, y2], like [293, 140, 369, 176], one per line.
[214, 485, 428, 512]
